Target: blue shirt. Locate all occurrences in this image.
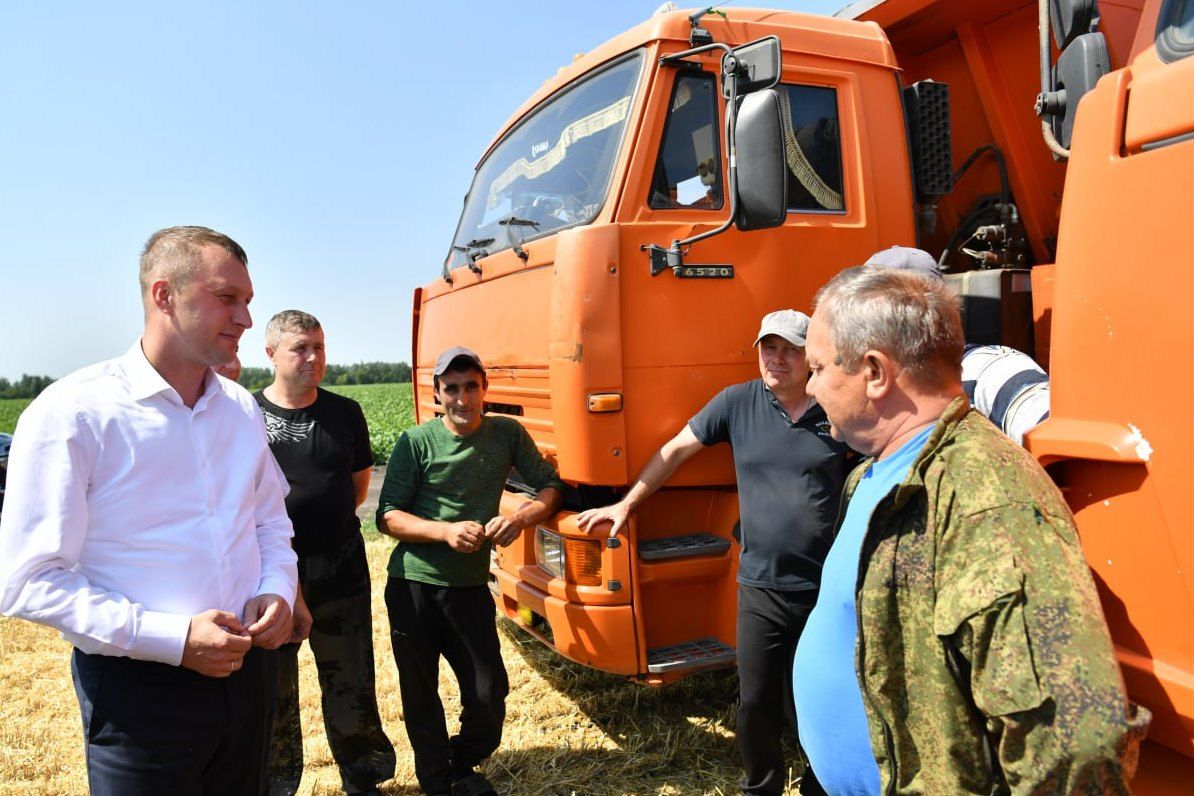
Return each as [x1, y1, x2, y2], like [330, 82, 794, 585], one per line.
[792, 425, 934, 796]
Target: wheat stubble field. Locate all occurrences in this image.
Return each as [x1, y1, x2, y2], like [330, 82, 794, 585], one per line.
[0, 537, 807, 795]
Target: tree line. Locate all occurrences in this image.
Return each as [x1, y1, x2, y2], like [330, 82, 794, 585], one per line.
[237, 361, 412, 391]
[0, 363, 412, 399]
[0, 375, 56, 400]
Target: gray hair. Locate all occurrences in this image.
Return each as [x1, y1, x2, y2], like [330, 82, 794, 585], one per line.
[266, 309, 322, 349]
[814, 266, 963, 386]
[139, 226, 247, 300]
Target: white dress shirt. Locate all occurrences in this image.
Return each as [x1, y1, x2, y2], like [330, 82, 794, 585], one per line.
[0, 343, 298, 666]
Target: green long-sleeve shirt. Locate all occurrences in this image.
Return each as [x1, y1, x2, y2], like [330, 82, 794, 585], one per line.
[845, 398, 1149, 793]
[377, 416, 564, 587]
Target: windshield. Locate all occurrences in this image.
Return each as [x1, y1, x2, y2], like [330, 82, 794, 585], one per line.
[445, 51, 644, 272]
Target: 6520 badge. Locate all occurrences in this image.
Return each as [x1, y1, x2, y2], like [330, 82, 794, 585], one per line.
[676, 264, 734, 279]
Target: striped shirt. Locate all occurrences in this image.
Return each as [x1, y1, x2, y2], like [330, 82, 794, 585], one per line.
[961, 344, 1050, 444]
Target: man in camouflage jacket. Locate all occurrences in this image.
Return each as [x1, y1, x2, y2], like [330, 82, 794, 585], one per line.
[796, 265, 1147, 794]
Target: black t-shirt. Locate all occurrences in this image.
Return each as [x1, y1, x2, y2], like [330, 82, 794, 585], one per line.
[688, 379, 848, 591]
[254, 388, 373, 557]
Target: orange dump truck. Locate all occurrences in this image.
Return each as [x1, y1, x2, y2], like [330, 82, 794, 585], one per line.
[410, 1, 1194, 786]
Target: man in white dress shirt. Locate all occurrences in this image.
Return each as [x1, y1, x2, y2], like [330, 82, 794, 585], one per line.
[0, 226, 298, 795]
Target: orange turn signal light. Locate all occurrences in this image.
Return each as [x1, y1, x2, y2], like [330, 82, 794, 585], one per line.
[587, 393, 623, 413]
[563, 537, 603, 586]
[536, 528, 603, 586]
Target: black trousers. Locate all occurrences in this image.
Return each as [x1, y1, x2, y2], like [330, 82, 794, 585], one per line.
[268, 534, 395, 795]
[71, 646, 277, 796]
[736, 583, 821, 796]
[384, 578, 509, 795]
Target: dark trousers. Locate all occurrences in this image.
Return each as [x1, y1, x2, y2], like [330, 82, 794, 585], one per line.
[736, 583, 821, 796]
[384, 578, 509, 795]
[268, 534, 394, 795]
[71, 646, 277, 796]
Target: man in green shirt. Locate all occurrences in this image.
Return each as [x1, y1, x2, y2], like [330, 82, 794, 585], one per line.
[377, 347, 563, 796]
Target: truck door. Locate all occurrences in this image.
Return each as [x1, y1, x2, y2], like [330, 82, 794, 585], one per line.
[614, 57, 890, 485]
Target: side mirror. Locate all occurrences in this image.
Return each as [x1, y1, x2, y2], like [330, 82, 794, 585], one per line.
[1052, 32, 1110, 148]
[722, 36, 781, 98]
[1049, 0, 1099, 50]
[734, 89, 787, 231]
[644, 35, 786, 273]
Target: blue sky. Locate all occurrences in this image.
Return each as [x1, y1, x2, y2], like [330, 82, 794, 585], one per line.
[1, 1, 843, 380]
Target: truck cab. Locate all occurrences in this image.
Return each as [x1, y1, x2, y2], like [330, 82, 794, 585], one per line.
[413, 8, 915, 682]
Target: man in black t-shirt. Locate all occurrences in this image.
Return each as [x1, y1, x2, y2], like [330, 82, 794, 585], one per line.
[255, 310, 394, 796]
[576, 310, 848, 796]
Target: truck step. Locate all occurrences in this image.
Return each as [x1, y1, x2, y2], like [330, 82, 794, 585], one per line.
[647, 637, 736, 674]
[638, 533, 730, 561]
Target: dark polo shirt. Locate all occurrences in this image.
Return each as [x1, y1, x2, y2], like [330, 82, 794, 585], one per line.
[688, 379, 848, 591]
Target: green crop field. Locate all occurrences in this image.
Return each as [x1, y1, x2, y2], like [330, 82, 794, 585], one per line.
[325, 382, 416, 463]
[0, 385, 416, 461]
[0, 398, 32, 435]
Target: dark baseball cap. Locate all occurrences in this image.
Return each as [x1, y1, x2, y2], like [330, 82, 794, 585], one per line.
[433, 346, 485, 377]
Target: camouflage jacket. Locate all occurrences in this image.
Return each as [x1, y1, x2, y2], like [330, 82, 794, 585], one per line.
[843, 397, 1149, 794]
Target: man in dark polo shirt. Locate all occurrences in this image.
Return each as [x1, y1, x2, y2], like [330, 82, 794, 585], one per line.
[377, 346, 564, 796]
[577, 310, 848, 796]
[256, 310, 394, 795]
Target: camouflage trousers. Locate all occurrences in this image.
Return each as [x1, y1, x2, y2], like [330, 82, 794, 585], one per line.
[268, 532, 395, 795]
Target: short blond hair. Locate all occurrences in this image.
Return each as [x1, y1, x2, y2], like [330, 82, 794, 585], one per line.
[139, 226, 247, 299]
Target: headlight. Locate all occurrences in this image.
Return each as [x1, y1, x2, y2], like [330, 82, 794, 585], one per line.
[535, 527, 566, 580]
[534, 527, 602, 586]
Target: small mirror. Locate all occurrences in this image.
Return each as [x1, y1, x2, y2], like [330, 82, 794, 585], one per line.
[734, 89, 787, 231]
[1052, 32, 1110, 148]
[722, 36, 782, 98]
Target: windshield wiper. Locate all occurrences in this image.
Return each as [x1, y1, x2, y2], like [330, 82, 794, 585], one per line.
[452, 237, 495, 255]
[498, 216, 539, 228]
[450, 237, 495, 275]
[498, 217, 538, 262]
